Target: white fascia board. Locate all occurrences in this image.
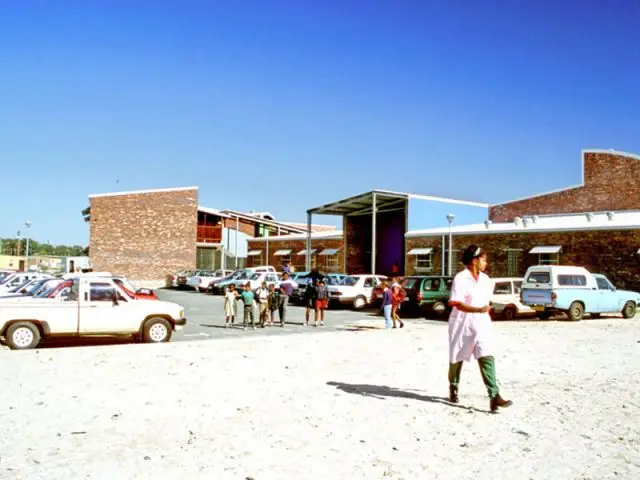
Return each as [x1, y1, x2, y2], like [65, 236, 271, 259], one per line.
[89, 186, 198, 199]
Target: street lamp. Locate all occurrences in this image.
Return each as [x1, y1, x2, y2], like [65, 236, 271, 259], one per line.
[25, 221, 32, 272]
[446, 214, 455, 276]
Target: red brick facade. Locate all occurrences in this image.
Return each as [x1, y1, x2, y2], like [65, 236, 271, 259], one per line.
[406, 229, 640, 292]
[247, 238, 344, 272]
[90, 188, 198, 281]
[490, 151, 640, 222]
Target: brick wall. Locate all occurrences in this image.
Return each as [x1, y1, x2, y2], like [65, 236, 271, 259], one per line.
[490, 151, 640, 222]
[246, 238, 344, 272]
[223, 217, 255, 236]
[90, 188, 198, 281]
[406, 229, 640, 291]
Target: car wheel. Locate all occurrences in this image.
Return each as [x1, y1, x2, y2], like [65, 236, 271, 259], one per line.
[432, 301, 446, 316]
[622, 301, 637, 319]
[502, 306, 517, 321]
[5, 322, 41, 350]
[353, 296, 367, 310]
[568, 302, 584, 322]
[142, 317, 172, 343]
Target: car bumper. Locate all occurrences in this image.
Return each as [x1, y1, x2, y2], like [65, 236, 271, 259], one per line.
[174, 317, 187, 326]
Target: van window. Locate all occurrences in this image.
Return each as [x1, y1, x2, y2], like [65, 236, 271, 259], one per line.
[404, 278, 418, 289]
[363, 277, 374, 288]
[557, 275, 587, 286]
[596, 277, 611, 290]
[513, 281, 522, 294]
[423, 278, 442, 291]
[493, 282, 512, 295]
[527, 271, 551, 284]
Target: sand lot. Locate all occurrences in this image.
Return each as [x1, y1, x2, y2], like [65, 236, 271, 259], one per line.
[1, 318, 639, 480]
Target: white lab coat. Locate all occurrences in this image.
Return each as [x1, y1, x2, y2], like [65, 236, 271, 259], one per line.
[448, 268, 494, 363]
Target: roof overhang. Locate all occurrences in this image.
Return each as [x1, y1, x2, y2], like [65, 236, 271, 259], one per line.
[307, 189, 488, 217]
[529, 246, 562, 254]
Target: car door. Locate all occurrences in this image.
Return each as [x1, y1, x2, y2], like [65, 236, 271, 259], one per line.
[595, 276, 617, 312]
[79, 282, 137, 334]
[492, 281, 513, 308]
[362, 277, 376, 302]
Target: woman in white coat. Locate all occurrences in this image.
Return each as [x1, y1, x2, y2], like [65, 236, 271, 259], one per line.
[447, 245, 512, 413]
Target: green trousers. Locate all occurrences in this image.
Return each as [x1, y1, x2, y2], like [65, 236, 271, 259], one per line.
[448, 356, 499, 399]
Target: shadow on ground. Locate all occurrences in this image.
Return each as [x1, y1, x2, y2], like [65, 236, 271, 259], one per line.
[326, 381, 488, 412]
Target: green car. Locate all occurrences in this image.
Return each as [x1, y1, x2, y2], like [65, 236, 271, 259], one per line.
[403, 275, 453, 318]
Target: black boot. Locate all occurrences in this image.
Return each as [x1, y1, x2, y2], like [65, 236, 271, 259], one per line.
[449, 385, 459, 404]
[490, 394, 513, 413]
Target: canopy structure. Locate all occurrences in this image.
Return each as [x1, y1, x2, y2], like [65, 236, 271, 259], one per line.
[529, 246, 562, 254]
[407, 247, 434, 255]
[305, 189, 488, 274]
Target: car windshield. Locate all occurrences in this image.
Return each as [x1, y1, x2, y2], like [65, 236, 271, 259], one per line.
[527, 272, 551, 284]
[340, 276, 358, 286]
[250, 273, 262, 280]
[404, 278, 419, 289]
[34, 283, 61, 298]
[32, 280, 56, 296]
[0, 275, 14, 286]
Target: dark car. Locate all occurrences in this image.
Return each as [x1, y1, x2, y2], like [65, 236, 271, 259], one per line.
[412, 276, 453, 317]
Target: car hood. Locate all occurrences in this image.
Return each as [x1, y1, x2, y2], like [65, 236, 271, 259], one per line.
[617, 289, 640, 300]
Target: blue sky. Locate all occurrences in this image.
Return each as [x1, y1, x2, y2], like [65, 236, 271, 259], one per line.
[1, 0, 638, 245]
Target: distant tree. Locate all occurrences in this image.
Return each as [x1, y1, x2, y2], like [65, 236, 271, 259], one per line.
[82, 206, 91, 223]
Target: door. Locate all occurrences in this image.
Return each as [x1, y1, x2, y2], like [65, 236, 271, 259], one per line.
[79, 282, 138, 334]
[595, 276, 617, 312]
[362, 277, 375, 302]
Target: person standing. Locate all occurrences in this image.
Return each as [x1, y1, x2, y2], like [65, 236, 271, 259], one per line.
[314, 279, 329, 327]
[268, 283, 280, 326]
[278, 271, 296, 326]
[224, 284, 238, 328]
[447, 245, 513, 413]
[303, 278, 317, 326]
[255, 281, 270, 327]
[391, 283, 405, 329]
[381, 281, 393, 329]
[240, 282, 257, 330]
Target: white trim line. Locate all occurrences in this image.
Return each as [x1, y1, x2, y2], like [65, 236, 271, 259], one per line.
[409, 194, 489, 208]
[250, 231, 344, 242]
[198, 206, 232, 219]
[490, 149, 639, 207]
[89, 186, 198, 199]
[196, 242, 222, 248]
[406, 224, 640, 238]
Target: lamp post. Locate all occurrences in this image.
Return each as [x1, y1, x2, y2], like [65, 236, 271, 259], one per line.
[25, 221, 32, 271]
[446, 214, 455, 276]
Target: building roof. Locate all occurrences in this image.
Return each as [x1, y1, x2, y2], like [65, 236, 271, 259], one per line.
[198, 206, 233, 219]
[308, 189, 488, 217]
[89, 186, 198, 199]
[220, 209, 308, 234]
[406, 210, 640, 238]
[249, 230, 344, 242]
[490, 149, 640, 207]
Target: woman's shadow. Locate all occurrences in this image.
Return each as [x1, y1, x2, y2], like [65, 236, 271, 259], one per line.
[326, 381, 487, 413]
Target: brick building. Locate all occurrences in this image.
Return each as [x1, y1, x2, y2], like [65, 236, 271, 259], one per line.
[246, 149, 640, 289]
[89, 187, 334, 282]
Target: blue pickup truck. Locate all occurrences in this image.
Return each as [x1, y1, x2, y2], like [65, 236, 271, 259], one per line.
[521, 266, 640, 321]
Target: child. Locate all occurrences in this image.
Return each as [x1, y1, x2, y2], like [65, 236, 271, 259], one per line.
[391, 283, 405, 329]
[224, 284, 238, 327]
[268, 283, 280, 327]
[314, 279, 329, 327]
[240, 282, 256, 330]
[255, 281, 270, 327]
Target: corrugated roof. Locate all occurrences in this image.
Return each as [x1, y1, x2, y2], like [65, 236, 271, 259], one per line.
[249, 230, 344, 242]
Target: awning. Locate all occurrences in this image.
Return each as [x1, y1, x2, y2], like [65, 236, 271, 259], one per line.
[407, 248, 434, 255]
[274, 249, 292, 256]
[297, 249, 317, 255]
[247, 250, 262, 256]
[529, 246, 562, 254]
[319, 248, 340, 256]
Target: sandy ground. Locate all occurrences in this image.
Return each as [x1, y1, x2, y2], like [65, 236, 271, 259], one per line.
[1, 318, 639, 480]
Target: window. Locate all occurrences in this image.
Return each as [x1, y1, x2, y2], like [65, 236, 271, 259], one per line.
[557, 275, 587, 286]
[513, 281, 522, 294]
[493, 282, 513, 295]
[538, 253, 560, 265]
[596, 277, 612, 290]
[423, 278, 442, 291]
[89, 282, 117, 302]
[279, 255, 291, 266]
[527, 272, 551, 284]
[507, 250, 521, 277]
[416, 254, 433, 271]
[363, 277, 374, 288]
[325, 254, 339, 271]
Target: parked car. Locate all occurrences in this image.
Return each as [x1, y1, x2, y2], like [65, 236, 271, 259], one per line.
[234, 272, 280, 291]
[400, 276, 452, 317]
[521, 265, 640, 321]
[165, 270, 194, 288]
[328, 274, 387, 310]
[490, 277, 535, 320]
[0, 278, 53, 299]
[188, 269, 233, 292]
[0, 276, 186, 350]
[0, 273, 52, 295]
[210, 267, 277, 294]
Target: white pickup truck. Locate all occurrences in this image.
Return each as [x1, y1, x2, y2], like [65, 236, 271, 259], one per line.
[0, 277, 186, 350]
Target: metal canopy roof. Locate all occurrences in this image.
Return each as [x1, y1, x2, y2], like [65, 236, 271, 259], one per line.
[307, 189, 488, 217]
[307, 190, 409, 217]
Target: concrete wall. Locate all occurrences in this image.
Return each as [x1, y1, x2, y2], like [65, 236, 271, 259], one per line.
[89, 188, 198, 281]
[490, 151, 640, 222]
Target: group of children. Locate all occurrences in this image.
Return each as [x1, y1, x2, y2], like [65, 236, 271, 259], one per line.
[381, 277, 406, 329]
[222, 277, 330, 330]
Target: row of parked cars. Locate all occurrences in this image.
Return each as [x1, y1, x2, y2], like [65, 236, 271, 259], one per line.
[0, 270, 186, 350]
